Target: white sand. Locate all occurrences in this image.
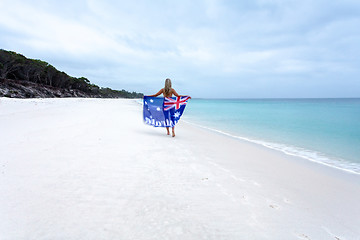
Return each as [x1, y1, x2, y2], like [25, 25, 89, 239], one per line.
[1, 98, 360, 240]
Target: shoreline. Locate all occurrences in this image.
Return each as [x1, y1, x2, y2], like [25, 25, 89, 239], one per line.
[180, 118, 360, 182]
[182, 120, 360, 176]
[1, 98, 360, 239]
[182, 98, 360, 176]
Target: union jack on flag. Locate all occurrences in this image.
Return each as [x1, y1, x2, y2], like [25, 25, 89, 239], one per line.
[143, 96, 191, 127]
[164, 96, 191, 111]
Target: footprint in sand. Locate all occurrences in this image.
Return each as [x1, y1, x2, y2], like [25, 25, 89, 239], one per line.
[321, 226, 343, 240]
[296, 233, 311, 240]
[267, 199, 280, 210]
[269, 204, 280, 209]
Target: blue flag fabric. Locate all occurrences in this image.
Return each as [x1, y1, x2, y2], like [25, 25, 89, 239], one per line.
[143, 96, 190, 127]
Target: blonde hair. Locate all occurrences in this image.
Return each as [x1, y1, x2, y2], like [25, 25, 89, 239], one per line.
[164, 78, 172, 96]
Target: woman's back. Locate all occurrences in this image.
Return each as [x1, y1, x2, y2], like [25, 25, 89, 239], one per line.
[163, 88, 174, 98]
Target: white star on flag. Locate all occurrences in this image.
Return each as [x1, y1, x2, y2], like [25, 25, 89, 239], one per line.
[174, 111, 180, 118]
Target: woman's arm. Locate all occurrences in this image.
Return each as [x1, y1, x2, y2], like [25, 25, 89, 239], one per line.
[147, 89, 164, 97]
[172, 88, 180, 97]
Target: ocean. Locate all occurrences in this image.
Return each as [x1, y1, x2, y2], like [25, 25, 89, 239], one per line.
[183, 98, 360, 174]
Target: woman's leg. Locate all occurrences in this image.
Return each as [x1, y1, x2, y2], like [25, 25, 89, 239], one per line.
[166, 127, 170, 135]
[172, 127, 175, 137]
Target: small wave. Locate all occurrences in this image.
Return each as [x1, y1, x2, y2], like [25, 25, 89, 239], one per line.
[183, 120, 360, 175]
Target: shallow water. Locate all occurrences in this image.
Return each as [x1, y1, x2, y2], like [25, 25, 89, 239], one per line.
[184, 98, 360, 174]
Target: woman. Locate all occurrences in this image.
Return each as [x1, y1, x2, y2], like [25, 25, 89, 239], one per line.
[147, 78, 191, 137]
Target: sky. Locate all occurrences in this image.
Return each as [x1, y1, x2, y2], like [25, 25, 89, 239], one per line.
[0, 0, 359, 98]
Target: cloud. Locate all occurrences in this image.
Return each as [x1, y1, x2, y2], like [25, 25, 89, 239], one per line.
[0, 0, 359, 97]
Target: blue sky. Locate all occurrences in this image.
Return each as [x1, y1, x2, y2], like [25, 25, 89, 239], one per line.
[0, 0, 359, 98]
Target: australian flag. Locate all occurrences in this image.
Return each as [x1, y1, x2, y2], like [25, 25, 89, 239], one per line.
[143, 96, 191, 127]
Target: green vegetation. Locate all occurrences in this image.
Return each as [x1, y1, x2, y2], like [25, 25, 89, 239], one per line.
[0, 49, 143, 98]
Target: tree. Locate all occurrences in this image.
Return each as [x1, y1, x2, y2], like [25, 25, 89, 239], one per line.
[0, 51, 22, 79]
[44, 65, 57, 86]
[0, 49, 144, 98]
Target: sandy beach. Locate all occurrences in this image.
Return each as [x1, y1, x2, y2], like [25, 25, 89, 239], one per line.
[1, 98, 360, 240]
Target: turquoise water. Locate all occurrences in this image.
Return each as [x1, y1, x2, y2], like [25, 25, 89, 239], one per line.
[183, 98, 360, 174]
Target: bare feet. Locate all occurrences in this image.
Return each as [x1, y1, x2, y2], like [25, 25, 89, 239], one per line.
[172, 131, 175, 137]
